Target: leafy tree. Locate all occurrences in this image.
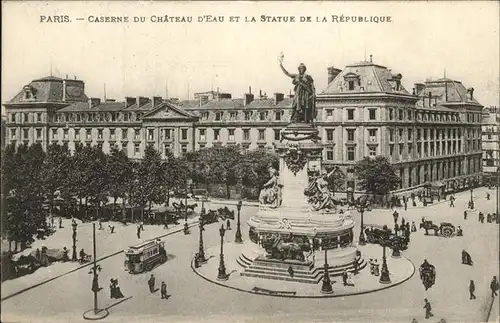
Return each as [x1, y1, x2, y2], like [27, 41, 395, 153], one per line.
[41, 143, 72, 217]
[239, 148, 279, 190]
[106, 146, 133, 219]
[201, 145, 242, 199]
[354, 156, 400, 196]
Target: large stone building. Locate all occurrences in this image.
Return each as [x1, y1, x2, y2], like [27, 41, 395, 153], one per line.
[3, 59, 484, 193]
[481, 106, 500, 185]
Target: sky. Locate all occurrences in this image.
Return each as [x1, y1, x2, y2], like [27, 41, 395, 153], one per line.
[2, 1, 499, 112]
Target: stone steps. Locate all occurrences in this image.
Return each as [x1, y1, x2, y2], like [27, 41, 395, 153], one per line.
[239, 255, 367, 284]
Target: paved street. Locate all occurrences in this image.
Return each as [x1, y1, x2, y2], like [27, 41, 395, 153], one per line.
[1, 187, 499, 323]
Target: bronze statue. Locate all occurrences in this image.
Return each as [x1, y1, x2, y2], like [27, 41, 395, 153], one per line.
[258, 167, 282, 208]
[279, 53, 316, 123]
[304, 168, 337, 211]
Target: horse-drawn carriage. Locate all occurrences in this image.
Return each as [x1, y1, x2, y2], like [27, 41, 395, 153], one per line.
[201, 207, 236, 224]
[365, 225, 409, 250]
[420, 220, 455, 237]
[419, 260, 436, 290]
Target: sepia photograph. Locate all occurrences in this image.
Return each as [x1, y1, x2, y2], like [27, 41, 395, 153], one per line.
[1, 1, 499, 322]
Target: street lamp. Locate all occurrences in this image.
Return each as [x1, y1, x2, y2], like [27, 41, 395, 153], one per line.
[197, 212, 206, 264]
[235, 200, 243, 244]
[88, 224, 102, 314]
[320, 248, 333, 294]
[217, 224, 228, 281]
[71, 220, 78, 261]
[379, 237, 392, 284]
[183, 182, 190, 235]
[356, 201, 366, 246]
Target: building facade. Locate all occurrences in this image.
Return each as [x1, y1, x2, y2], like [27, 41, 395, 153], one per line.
[3, 59, 484, 193]
[481, 106, 500, 184]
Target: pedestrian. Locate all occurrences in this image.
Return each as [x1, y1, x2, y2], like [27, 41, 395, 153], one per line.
[411, 221, 417, 232]
[109, 225, 115, 233]
[369, 258, 374, 275]
[137, 226, 141, 239]
[491, 276, 499, 297]
[487, 213, 492, 223]
[411, 318, 418, 323]
[450, 196, 455, 208]
[401, 218, 406, 228]
[423, 298, 434, 319]
[456, 226, 463, 236]
[59, 217, 63, 228]
[51, 217, 54, 228]
[478, 212, 483, 223]
[393, 211, 399, 224]
[404, 201, 408, 211]
[487, 192, 490, 200]
[161, 281, 167, 299]
[413, 199, 417, 207]
[79, 248, 86, 264]
[163, 220, 169, 230]
[353, 258, 359, 275]
[226, 219, 231, 230]
[35, 248, 41, 262]
[140, 221, 144, 231]
[342, 270, 348, 285]
[463, 210, 467, 220]
[288, 265, 294, 277]
[406, 222, 410, 233]
[62, 247, 69, 262]
[469, 280, 476, 299]
[373, 259, 380, 276]
[148, 274, 156, 293]
[394, 223, 399, 236]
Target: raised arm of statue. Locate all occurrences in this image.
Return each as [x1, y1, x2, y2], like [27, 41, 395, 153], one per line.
[280, 63, 296, 79]
[262, 176, 276, 188]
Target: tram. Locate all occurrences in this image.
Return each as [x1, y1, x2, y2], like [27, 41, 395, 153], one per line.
[124, 239, 167, 274]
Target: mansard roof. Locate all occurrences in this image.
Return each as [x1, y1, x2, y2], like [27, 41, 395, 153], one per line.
[320, 61, 411, 95]
[415, 78, 482, 108]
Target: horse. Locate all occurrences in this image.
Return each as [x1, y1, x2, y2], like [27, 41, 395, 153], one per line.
[419, 220, 440, 236]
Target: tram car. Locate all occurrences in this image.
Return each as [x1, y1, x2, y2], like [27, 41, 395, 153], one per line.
[124, 239, 167, 274]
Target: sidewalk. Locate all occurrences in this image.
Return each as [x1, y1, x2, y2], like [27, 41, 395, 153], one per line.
[1, 216, 199, 301]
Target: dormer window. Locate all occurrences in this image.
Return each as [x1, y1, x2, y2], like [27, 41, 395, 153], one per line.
[343, 73, 360, 91]
[348, 81, 355, 91]
[22, 85, 36, 101]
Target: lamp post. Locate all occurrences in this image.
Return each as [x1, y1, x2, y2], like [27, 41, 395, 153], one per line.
[235, 200, 243, 244]
[496, 166, 499, 224]
[469, 187, 474, 210]
[88, 223, 102, 314]
[71, 220, 78, 261]
[320, 248, 333, 294]
[183, 182, 189, 235]
[197, 212, 206, 264]
[217, 224, 228, 281]
[357, 202, 366, 246]
[379, 237, 391, 284]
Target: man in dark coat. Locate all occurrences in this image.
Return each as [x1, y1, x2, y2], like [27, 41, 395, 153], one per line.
[137, 226, 141, 239]
[161, 281, 167, 299]
[342, 270, 348, 285]
[423, 298, 434, 319]
[148, 274, 155, 293]
[464, 210, 467, 220]
[393, 211, 399, 224]
[59, 217, 63, 228]
[469, 280, 476, 299]
[491, 276, 499, 297]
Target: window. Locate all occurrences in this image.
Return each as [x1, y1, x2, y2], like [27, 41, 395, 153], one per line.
[369, 109, 376, 120]
[214, 129, 220, 141]
[121, 129, 128, 140]
[417, 129, 421, 140]
[423, 129, 428, 140]
[408, 111, 412, 120]
[63, 129, 69, 140]
[230, 112, 236, 120]
[390, 144, 394, 157]
[408, 143, 413, 156]
[368, 129, 377, 142]
[228, 129, 235, 141]
[134, 129, 140, 140]
[398, 128, 403, 141]
[326, 129, 334, 141]
[215, 112, 223, 121]
[348, 81, 354, 90]
[110, 129, 116, 140]
[98, 129, 103, 139]
[23, 128, 29, 139]
[326, 109, 334, 121]
[399, 143, 404, 157]
[199, 144, 205, 149]
[10, 129, 16, 139]
[275, 111, 281, 121]
[76, 114, 82, 122]
[260, 112, 267, 121]
[243, 129, 250, 141]
[274, 129, 281, 141]
[408, 129, 412, 141]
[399, 109, 403, 120]
[162, 129, 171, 140]
[97, 143, 103, 150]
[10, 113, 16, 123]
[52, 129, 58, 140]
[75, 129, 80, 141]
[368, 146, 376, 156]
[134, 143, 140, 156]
[86, 129, 92, 140]
[35, 113, 42, 122]
[347, 146, 355, 161]
[124, 113, 129, 122]
[181, 129, 188, 140]
[163, 143, 171, 154]
[181, 144, 188, 155]
[488, 134, 492, 140]
[24, 113, 29, 123]
[111, 113, 116, 122]
[244, 111, 251, 120]
[389, 109, 394, 120]
[347, 129, 355, 141]
[199, 129, 206, 141]
[347, 109, 354, 120]
[389, 129, 394, 142]
[326, 148, 334, 160]
[36, 129, 42, 140]
[258, 129, 265, 141]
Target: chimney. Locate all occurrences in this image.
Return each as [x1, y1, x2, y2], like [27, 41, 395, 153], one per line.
[428, 92, 432, 108]
[369, 54, 373, 63]
[259, 89, 262, 98]
[74, 76, 77, 80]
[327, 66, 342, 84]
[152, 96, 163, 107]
[137, 96, 150, 107]
[414, 83, 425, 95]
[274, 93, 284, 105]
[88, 97, 101, 109]
[467, 87, 474, 100]
[244, 88, 255, 106]
[412, 88, 416, 95]
[62, 79, 67, 101]
[125, 97, 136, 107]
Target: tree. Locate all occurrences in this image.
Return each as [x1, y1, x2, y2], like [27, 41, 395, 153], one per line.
[324, 166, 346, 195]
[106, 146, 133, 220]
[201, 145, 242, 199]
[354, 156, 400, 196]
[239, 148, 279, 198]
